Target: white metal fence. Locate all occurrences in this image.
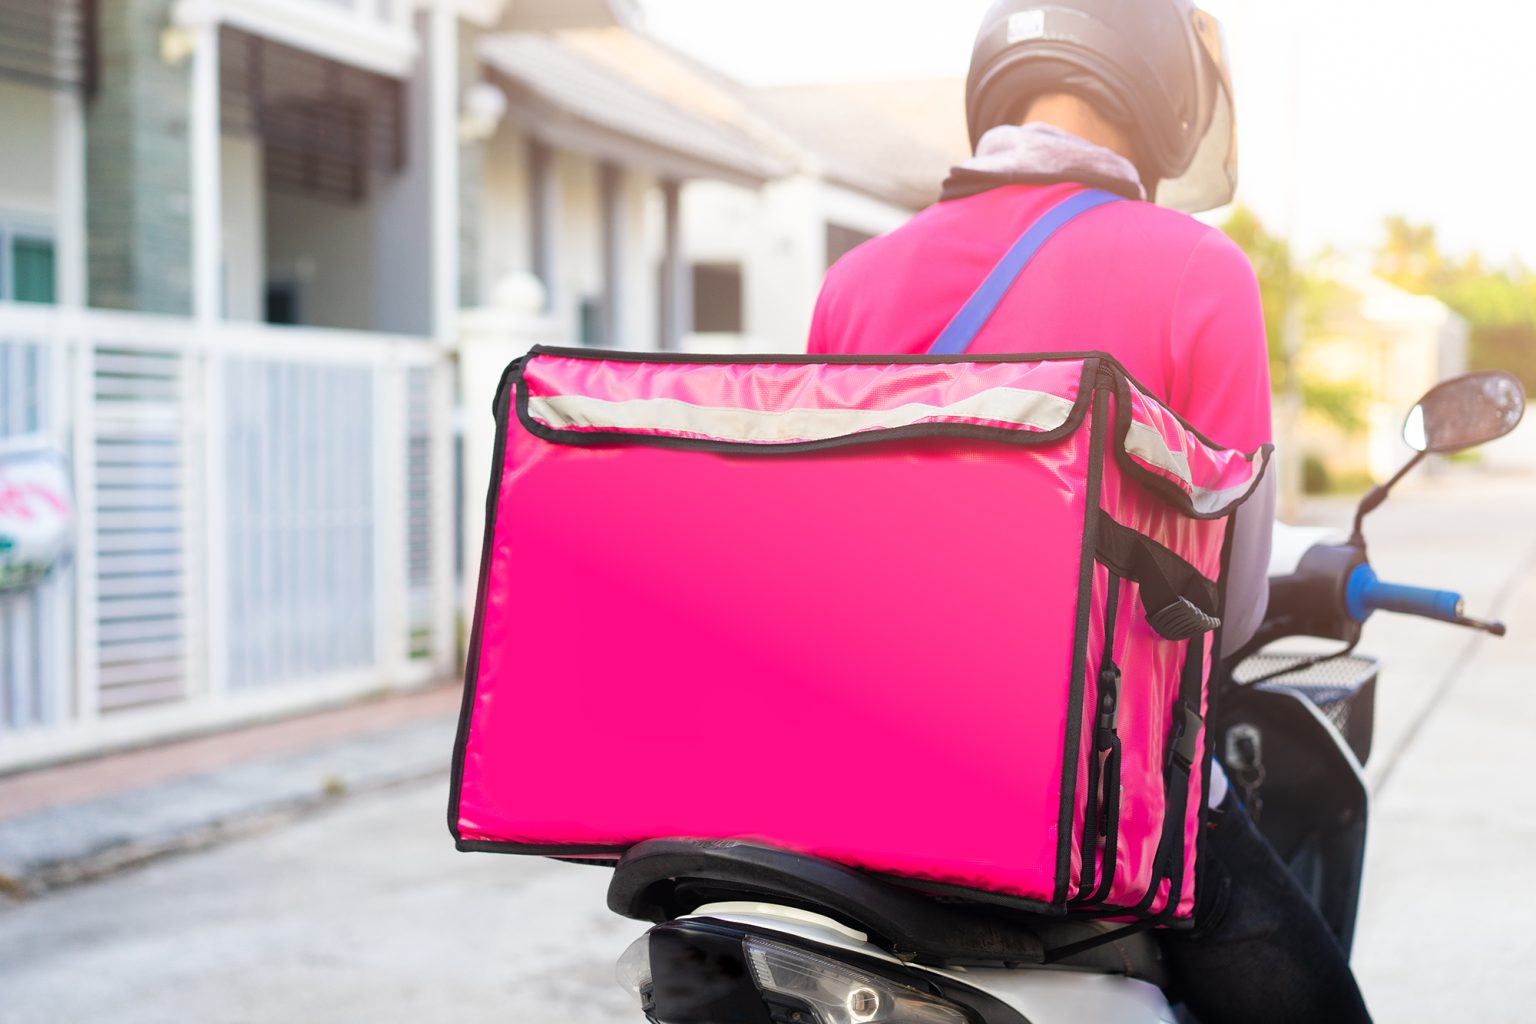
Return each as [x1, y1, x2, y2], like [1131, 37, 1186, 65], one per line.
[0, 305, 456, 769]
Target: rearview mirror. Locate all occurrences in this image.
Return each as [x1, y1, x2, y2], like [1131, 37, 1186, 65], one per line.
[1403, 371, 1526, 454]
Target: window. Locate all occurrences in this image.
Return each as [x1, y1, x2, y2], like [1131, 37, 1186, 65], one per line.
[692, 263, 743, 334]
[1, 228, 57, 305]
[826, 223, 876, 270]
[579, 297, 603, 346]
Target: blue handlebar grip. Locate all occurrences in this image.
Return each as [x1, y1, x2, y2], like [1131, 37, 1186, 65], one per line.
[1346, 565, 1465, 624]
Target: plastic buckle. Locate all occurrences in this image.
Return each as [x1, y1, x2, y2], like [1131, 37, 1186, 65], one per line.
[1096, 665, 1121, 739]
[1147, 597, 1222, 641]
[1167, 703, 1204, 772]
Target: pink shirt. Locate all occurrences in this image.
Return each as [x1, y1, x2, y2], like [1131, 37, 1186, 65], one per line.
[808, 182, 1273, 454]
[810, 181, 1275, 696]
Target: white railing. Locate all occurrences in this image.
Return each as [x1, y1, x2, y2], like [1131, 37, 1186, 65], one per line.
[0, 304, 456, 770]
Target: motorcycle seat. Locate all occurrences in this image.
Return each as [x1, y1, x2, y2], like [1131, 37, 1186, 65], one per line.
[605, 838, 1169, 987]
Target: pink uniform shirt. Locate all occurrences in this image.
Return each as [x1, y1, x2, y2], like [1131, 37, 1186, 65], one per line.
[809, 182, 1273, 454]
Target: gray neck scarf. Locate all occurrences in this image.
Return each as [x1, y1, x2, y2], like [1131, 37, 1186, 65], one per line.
[951, 123, 1147, 201]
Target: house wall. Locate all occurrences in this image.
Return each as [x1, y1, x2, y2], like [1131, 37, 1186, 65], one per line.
[820, 183, 912, 245]
[372, 8, 441, 337]
[616, 167, 656, 351]
[86, 0, 192, 315]
[555, 151, 603, 342]
[264, 192, 378, 330]
[479, 126, 535, 302]
[682, 175, 912, 353]
[477, 138, 656, 348]
[220, 134, 265, 323]
[0, 81, 57, 227]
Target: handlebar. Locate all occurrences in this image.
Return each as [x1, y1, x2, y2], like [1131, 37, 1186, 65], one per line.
[1344, 563, 1506, 636]
[1345, 565, 1463, 625]
[1249, 539, 1510, 656]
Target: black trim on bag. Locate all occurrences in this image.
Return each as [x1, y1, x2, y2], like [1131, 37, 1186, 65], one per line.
[447, 358, 525, 842]
[1051, 364, 1111, 907]
[512, 353, 1097, 457]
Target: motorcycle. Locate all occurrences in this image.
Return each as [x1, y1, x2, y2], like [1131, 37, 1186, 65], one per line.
[605, 370, 1527, 1024]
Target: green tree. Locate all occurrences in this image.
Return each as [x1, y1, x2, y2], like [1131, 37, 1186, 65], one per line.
[1219, 205, 1294, 382]
[1219, 206, 1366, 433]
[1374, 217, 1536, 391]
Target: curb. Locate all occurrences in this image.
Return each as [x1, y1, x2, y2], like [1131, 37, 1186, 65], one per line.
[0, 716, 455, 900]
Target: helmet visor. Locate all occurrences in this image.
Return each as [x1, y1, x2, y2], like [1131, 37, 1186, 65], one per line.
[1156, 8, 1238, 213]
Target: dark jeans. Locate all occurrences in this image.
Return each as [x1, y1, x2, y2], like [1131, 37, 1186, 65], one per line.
[1158, 796, 1374, 1024]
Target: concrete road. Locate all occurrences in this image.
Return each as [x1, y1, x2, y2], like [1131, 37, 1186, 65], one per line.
[2, 472, 1534, 1023]
[0, 779, 648, 1024]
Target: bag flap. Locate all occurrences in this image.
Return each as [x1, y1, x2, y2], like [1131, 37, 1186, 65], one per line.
[515, 348, 1095, 450]
[509, 348, 1271, 520]
[1115, 377, 1273, 520]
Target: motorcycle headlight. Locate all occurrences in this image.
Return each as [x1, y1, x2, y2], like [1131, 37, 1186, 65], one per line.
[617, 925, 972, 1024]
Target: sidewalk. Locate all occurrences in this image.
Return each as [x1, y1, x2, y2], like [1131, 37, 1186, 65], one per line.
[0, 685, 461, 898]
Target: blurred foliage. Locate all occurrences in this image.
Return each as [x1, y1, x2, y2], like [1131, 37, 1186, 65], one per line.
[1220, 206, 1367, 433]
[1219, 205, 1295, 382]
[1302, 452, 1376, 496]
[1375, 216, 1536, 390]
[1300, 376, 1370, 434]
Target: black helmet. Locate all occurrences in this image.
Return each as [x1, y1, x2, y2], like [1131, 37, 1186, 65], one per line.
[965, 0, 1237, 213]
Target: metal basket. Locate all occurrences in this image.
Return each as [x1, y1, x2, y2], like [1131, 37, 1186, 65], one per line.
[1232, 653, 1380, 766]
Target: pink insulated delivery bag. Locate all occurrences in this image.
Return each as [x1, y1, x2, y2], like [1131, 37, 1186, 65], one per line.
[449, 345, 1271, 925]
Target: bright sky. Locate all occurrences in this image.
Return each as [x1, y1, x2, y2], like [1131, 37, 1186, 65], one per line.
[641, 0, 1536, 267]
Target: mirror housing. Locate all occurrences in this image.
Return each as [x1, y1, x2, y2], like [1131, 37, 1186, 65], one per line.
[1403, 371, 1526, 454]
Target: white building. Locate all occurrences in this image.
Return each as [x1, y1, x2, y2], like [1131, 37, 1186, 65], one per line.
[1298, 260, 1469, 485]
[0, 0, 634, 769]
[462, 30, 962, 353]
[0, 0, 963, 770]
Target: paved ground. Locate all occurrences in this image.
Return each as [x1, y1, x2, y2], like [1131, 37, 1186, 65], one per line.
[1347, 477, 1536, 1022]
[0, 782, 648, 1024]
[1, 471, 1533, 1022]
[0, 688, 460, 894]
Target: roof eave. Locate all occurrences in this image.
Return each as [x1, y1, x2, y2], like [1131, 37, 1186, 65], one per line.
[496, 0, 638, 31]
[498, 91, 785, 188]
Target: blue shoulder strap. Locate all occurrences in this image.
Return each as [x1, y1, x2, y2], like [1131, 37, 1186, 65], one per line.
[927, 189, 1125, 356]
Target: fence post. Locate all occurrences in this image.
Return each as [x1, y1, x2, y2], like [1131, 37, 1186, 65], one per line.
[429, 353, 457, 673]
[457, 274, 566, 625]
[201, 348, 229, 699]
[70, 333, 99, 723]
[46, 326, 75, 727]
[374, 350, 409, 686]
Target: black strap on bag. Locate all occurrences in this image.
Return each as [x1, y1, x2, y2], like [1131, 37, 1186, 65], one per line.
[1095, 518, 1222, 641]
[1043, 637, 1207, 962]
[1044, 620, 1210, 964]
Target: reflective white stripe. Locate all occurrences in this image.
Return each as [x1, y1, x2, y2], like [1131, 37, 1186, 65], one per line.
[1126, 420, 1266, 515]
[1126, 421, 1192, 481]
[527, 387, 1078, 443]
